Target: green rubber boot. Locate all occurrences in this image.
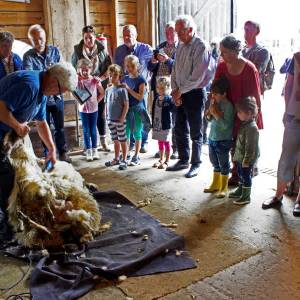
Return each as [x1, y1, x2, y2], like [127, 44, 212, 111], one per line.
[233, 186, 251, 205]
[228, 184, 243, 198]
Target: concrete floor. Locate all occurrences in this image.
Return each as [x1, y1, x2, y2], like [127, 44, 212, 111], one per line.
[1, 77, 300, 300]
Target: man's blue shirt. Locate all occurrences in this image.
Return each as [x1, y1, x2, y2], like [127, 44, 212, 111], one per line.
[0, 52, 23, 80]
[23, 45, 60, 105]
[0, 70, 47, 140]
[114, 42, 153, 81]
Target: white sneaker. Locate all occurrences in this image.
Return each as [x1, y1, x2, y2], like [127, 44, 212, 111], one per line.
[86, 149, 93, 161]
[92, 148, 99, 160]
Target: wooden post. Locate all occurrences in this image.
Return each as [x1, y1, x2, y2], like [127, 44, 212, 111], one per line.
[44, 0, 85, 61]
[110, 0, 119, 49]
[83, 0, 90, 26]
[137, 0, 155, 47]
[43, 0, 53, 45]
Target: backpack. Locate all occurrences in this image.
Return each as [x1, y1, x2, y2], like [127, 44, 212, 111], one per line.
[263, 54, 275, 91]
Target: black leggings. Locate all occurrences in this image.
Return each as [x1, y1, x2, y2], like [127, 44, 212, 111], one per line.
[97, 100, 106, 137]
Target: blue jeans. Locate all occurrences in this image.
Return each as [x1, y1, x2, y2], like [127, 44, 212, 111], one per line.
[80, 111, 98, 149]
[175, 88, 205, 164]
[208, 139, 232, 175]
[237, 162, 253, 187]
[44, 99, 67, 155]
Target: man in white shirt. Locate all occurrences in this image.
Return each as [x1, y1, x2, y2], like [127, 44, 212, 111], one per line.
[167, 15, 215, 178]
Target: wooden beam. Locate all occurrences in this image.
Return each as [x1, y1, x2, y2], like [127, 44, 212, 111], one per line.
[137, 0, 155, 46]
[110, 0, 119, 49]
[83, 0, 90, 25]
[43, 0, 53, 45]
[46, 0, 85, 61]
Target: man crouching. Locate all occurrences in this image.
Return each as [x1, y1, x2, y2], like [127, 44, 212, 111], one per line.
[0, 62, 78, 242]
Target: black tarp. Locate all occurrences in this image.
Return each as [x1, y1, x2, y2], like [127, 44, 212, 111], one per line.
[2, 191, 196, 300]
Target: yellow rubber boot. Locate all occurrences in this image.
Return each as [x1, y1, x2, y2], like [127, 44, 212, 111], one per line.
[204, 172, 220, 193]
[216, 174, 229, 198]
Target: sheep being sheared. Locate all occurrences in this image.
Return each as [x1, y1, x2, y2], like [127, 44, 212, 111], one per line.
[3, 132, 101, 248]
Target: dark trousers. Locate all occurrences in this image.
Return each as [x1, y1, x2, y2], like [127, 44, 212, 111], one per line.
[171, 109, 177, 152]
[175, 88, 204, 164]
[208, 139, 232, 175]
[237, 162, 253, 187]
[202, 93, 209, 143]
[97, 100, 106, 137]
[44, 99, 67, 155]
[0, 153, 14, 241]
[0, 153, 14, 211]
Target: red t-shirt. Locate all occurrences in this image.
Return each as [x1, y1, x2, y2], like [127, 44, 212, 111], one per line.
[215, 60, 263, 135]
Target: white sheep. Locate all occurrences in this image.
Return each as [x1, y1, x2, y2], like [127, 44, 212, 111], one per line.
[3, 132, 101, 248]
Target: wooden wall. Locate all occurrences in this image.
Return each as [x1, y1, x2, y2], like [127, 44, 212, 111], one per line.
[0, 0, 44, 43]
[89, 0, 138, 52]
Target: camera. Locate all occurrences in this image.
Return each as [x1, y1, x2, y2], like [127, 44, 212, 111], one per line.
[153, 49, 159, 60]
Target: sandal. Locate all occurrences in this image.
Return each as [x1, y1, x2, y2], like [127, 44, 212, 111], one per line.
[105, 159, 120, 167]
[152, 160, 162, 168]
[158, 161, 169, 169]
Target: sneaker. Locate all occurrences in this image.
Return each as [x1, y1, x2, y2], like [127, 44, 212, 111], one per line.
[92, 148, 99, 160]
[129, 155, 141, 166]
[119, 160, 128, 170]
[120, 153, 131, 161]
[86, 149, 93, 161]
[140, 145, 148, 153]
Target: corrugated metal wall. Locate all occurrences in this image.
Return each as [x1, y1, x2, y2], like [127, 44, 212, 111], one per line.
[158, 0, 236, 44]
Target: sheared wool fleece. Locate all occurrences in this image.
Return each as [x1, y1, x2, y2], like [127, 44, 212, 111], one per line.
[3, 133, 101, 248]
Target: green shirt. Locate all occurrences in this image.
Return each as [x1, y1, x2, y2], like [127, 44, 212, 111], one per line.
[233, 120, 259, 165]
[208, 99, 234, 141]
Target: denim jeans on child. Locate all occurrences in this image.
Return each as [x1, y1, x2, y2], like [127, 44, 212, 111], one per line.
[208, 139, 232, 175]
[81, 111, 98, 149]
[237, 162, 254, 187]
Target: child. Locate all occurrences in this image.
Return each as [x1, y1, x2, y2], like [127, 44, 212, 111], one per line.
[122, 55, 147, 166]
[152, 76, 174, 169]
[229, 96, 259, 205]
[104, 64, 129, 170]
[77, 58, 104, 161]
[204, 77, 234, 198]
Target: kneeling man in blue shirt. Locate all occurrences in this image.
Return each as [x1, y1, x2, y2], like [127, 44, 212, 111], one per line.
[0, 62, 78, 242]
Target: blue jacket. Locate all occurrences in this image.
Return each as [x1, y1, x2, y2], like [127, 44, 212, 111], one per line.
[151, 95, 175, 130]
[0, 53, 23, 80]
[147, 41, 177, 91]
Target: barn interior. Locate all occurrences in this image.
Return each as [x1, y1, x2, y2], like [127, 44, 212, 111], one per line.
[0, 1, 300, 300]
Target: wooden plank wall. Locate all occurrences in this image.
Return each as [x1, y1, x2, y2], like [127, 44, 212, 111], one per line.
[89, 0, 137, 51]
[0, 0, 44, 43]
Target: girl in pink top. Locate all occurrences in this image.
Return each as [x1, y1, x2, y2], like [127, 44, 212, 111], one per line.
[77, 58, 104, 161]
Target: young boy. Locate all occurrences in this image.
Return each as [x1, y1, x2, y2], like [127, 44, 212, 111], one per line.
[204, 76, 234, 198]
[229, 96, 259, 204]
[105, 64, 129, 170]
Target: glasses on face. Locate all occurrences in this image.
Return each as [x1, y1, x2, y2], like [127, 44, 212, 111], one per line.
[176, 27, 189, 34]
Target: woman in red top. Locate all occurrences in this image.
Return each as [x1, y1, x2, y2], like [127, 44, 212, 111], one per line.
[214, 35, 263, 184]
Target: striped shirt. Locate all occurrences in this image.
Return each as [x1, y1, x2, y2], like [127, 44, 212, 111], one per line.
[171, 35, 215, 94]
